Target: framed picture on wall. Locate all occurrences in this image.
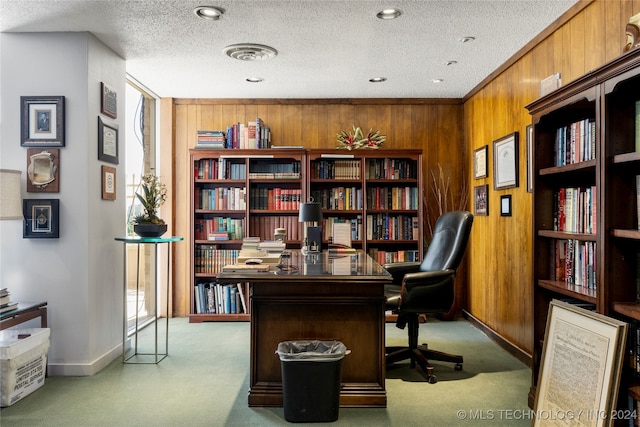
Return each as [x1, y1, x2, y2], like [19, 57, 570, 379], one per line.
[473, 145, 488, 179]
[500, 195, 512, 216]
[474, 184, 488, 216]
[26, 148, 60, 193]
[98, 117, 119, 164]
[102, 165, 116, 200]
[23, 198, 60, 238]
[20, 96, 65, 147]
[493, 132, 519, 190]
[100, 82, 117, 119]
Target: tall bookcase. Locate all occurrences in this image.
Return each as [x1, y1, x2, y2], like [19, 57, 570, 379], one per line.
[307, 149, 423, 264]
[526, 48, 640, 409]
[189, 148, 306, 322]
[188, 148, 423, 322]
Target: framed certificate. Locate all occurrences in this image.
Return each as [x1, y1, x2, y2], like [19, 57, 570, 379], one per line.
[98, 117, 119, 164]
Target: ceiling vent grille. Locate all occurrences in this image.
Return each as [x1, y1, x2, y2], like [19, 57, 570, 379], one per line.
[223, 44, 278, 61]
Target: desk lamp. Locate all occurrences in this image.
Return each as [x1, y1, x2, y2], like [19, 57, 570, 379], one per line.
[299, 201, 322, 254]
[0, 170, 23, 220]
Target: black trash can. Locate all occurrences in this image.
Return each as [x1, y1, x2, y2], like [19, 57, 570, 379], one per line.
[276, 340, 349, 423]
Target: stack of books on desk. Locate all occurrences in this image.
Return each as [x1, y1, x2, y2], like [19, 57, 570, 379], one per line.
[258, 240, 286, 253]
[0, 288, 18, 314]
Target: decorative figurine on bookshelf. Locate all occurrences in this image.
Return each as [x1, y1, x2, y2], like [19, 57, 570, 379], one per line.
[336, 125, 385, 150]
[624, 12, 640, 52]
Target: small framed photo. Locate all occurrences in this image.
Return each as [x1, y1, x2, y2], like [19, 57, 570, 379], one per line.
[473, 145, 488, 179]
[474, 184, 489, 216]
[100, 82, 117, 119]
[23, 198, 59, 239]
[526, 124, 533, 193]
[493, 132, 519, 190]
[21, 96, 65, 147]
[26, 148, 60, 193]
[102, 165, 116, 200]
[98, 117, 119, 164]
[500, 195, 512, 216]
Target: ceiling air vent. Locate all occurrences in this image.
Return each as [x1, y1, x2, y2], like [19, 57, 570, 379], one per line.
[223, 44, 278, 61]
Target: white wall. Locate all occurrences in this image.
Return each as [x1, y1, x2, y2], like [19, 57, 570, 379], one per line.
[0, 32, 126, 375]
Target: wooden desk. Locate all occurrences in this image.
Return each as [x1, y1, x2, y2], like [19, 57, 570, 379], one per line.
[217, 250, 391, 408]
[0, 302, 48, 330]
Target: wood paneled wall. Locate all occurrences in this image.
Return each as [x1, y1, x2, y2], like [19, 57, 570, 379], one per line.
[168, 100, 465, 317]
[162, 0, 640, 359]
[464, 0, 640, 356]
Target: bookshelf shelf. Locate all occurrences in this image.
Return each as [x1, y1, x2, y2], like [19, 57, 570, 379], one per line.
[526, 48, 640, 410]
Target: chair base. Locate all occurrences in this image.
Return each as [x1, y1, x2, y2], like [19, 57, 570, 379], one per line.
[386, 343, 463, 384]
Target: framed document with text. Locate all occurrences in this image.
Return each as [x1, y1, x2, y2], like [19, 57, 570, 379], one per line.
[533, 300, 627, 427]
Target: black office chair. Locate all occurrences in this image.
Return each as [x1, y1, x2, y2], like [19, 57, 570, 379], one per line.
[383, 210, 473, 383]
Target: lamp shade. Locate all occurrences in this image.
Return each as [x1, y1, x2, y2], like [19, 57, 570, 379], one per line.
[298, 202, 323, 223]
[0, 169, 23, 220]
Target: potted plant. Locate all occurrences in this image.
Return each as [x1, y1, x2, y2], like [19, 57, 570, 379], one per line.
[132, 173, 168, 237]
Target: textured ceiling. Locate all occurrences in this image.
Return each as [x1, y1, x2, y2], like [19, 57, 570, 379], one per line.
[0, 0, 578, 99]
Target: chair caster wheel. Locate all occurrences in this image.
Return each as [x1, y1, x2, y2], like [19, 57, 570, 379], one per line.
[428, 375, 437, 384]
[455, 363, 462, 371]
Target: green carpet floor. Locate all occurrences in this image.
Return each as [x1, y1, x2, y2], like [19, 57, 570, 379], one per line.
[1, 318, 532, 426]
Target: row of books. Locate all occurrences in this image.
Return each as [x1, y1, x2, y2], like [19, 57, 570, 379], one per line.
[311, 187, 363, 211]
[194, 218, 244, 241]
[194, 247, 239, 274]
[310, 160, 361, 179]
[551, 239, 597, 289]
[249, 187, 302, 211]
[194, 158, 247, 180]
[194, 119, 271, 150]
[0, 288, 18, 314]
[366, 186, 419, 210]
[554, 118, 596, 167]
[194, 282, 247, 314]
[248, 216, 301, 241]
[553, 186, 597, 234]
[195, 187, 246, 211]
[366, 158, 418, 180]
[248, 160, 301, 179]
[366, 213, 419, 241]
[323, 216, 363, 242]
[368, 248, 421, 265]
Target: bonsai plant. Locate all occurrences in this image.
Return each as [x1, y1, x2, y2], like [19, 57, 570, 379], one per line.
[132, 173, 168, 237]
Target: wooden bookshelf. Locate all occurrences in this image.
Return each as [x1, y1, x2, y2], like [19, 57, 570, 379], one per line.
[526, 48, 640, 411]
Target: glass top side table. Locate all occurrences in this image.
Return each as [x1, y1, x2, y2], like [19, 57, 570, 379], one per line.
[115, 236, 183, 364]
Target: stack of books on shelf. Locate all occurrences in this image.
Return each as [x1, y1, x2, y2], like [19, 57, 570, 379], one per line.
[194, 245, 239, 274]
[0, 288, 18, 314]
[195, 130, 227, 149]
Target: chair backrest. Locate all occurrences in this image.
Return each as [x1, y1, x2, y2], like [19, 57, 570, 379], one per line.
[420, 211, 474, 273]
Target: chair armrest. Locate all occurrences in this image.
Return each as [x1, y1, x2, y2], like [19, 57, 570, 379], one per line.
[383, 262, 421, 285]
[403, 269, 455, 291]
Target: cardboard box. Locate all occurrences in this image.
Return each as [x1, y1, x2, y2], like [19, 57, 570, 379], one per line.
[0, 328, 50, 407]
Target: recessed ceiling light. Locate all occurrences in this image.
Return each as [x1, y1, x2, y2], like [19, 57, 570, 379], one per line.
[376, 9, 402, 20]
[459, 36, 475, 43]
[194, 6, 224, 21]
[431, 79, 443, 83]
[246, 77, 264, 83]
[444, 60, 457, 66]
[369, 77, 387, 83]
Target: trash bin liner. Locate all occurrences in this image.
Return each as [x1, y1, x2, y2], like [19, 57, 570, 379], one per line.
[277, 340, 349, 423]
